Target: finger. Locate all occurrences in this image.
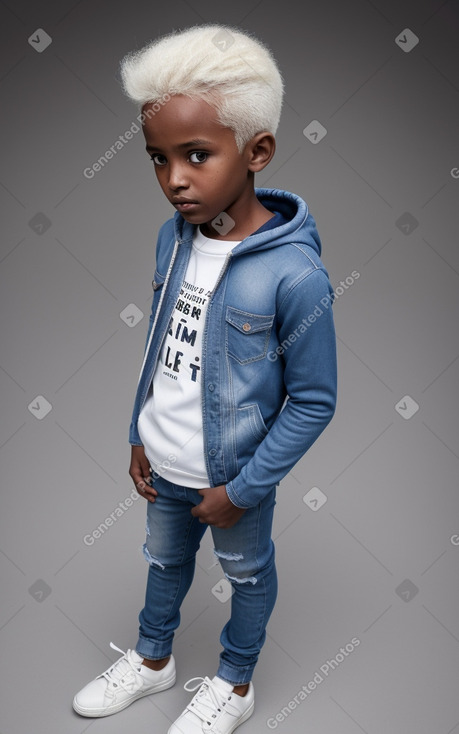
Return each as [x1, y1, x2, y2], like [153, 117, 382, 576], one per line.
[141, 463, 152, 480]
[191, 503, 206, 520]
[135, 478, 158, 502]
[131, 464, 154, 491]
[137, 478, 157, 494]
[142, 473, 155, 489]
[130, 464, 145, 484]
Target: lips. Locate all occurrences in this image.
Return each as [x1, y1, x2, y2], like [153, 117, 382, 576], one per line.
[172, 199, 200, 212]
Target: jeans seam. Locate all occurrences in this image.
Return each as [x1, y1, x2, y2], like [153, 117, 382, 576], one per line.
[140, 488, 204, 653]
[156, 512, 201, 638]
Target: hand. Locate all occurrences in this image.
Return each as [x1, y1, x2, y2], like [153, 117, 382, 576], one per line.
[191, 485, 246, 528]
[129, 445, 158, 502]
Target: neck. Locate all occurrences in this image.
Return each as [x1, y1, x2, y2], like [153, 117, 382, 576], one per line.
[201, 189, 273, 240]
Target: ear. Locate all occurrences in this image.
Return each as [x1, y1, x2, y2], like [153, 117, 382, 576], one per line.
[246, 132, 276, 173]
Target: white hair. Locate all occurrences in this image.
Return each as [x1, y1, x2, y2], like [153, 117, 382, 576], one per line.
[120, 24, 284, 152]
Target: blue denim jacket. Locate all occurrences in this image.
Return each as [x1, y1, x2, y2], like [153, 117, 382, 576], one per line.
[130, 188, 337, 508]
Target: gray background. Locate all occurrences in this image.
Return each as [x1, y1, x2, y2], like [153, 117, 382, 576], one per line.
[1, 0, 458, 732]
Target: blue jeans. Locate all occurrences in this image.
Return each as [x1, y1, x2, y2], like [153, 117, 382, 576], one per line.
[135, 475, 278, 685]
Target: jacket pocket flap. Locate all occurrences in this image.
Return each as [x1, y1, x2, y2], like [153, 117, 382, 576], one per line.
[226, 306, 274, 335]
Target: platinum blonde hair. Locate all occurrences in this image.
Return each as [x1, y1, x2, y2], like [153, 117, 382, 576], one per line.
[120, 24, 284, 152]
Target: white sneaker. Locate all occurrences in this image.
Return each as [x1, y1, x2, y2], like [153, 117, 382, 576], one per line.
[167, 675, 254, 733]
[73, 642, 176, 717]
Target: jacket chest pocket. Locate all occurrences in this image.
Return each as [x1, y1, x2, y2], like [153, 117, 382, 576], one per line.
[225, 306, 274, 365]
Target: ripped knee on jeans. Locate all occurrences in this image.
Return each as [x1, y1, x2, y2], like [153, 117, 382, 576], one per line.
[142, 543, 165, 570]
[225, 573, 258, 585]
[213, 548, 258, 585]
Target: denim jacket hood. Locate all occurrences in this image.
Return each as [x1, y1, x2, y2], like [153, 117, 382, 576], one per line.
[130, 188, 337, 508]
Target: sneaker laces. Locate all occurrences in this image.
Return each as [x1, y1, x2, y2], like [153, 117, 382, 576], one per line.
[97, 642, 143, 692]
[184, 676, 234, 727]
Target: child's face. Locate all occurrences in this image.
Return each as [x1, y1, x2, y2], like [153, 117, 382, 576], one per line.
[141, 95, 257, 233]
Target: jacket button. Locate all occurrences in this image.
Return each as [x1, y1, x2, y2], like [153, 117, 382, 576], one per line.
[242, 322, 251, 332]
[208, 383, 215, 391]
[208, 448, 217, 457]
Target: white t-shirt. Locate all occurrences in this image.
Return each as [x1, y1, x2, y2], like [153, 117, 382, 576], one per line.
[138, 227, 240, 487]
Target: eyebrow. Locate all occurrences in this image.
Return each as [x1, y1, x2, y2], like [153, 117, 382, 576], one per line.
[145, 138, 213, 152]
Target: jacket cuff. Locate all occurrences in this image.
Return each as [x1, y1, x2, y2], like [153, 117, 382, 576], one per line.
[129, 421, 143, 446]
[225, 480, 252, 509]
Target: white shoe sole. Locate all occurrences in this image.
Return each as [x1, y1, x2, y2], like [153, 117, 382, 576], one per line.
[166, 697, 254, 733]
[236, 700, 255, 729]
[73, 669, 176, 717]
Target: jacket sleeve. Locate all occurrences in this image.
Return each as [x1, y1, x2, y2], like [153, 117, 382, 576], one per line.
[225, 267, 337, 508]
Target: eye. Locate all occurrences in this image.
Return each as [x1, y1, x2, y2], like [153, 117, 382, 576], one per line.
[150, 153, 167, 166]
[189, 151, 208, 164]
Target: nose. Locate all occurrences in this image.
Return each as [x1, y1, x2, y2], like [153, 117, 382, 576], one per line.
[168, 160, 189, 191]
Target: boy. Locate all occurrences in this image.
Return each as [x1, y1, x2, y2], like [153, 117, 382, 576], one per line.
[73, 24, 337, 733]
